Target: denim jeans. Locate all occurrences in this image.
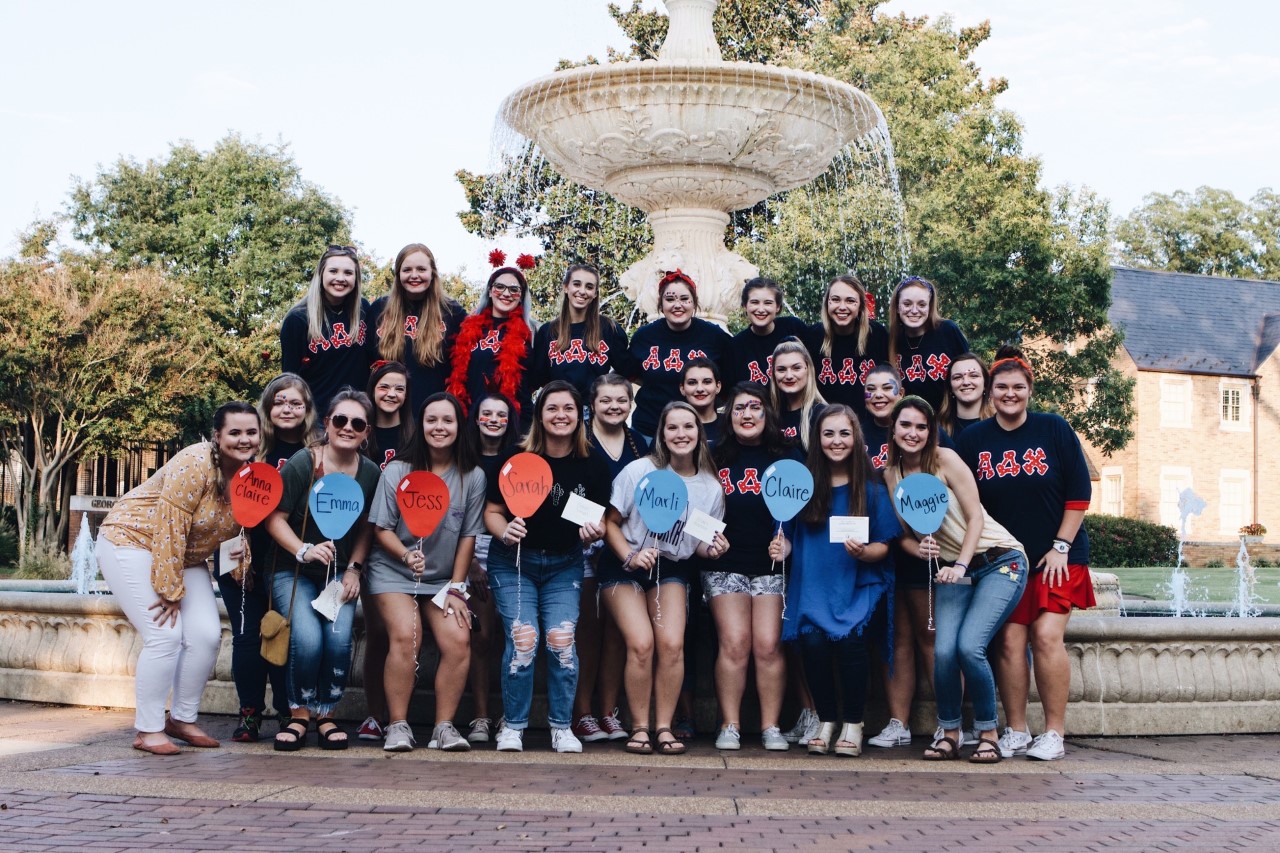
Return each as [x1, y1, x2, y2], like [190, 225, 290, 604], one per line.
[216, 567, 288, 717]
[932, 549, 1028, 731]
[271, 570, 356, 717]
[487, 541, 584, 729]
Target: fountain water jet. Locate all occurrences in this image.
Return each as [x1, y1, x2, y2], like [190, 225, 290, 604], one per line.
[499, 0, 889, 323]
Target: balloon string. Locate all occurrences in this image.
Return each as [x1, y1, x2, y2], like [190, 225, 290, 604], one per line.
[927, 554, 936, 632]
[237, 530, 247, 635]
[515, 539, 523, 629]
[412, 536, 423, 681]
[776, 522, 786, 621]
[330, 553, 339, 634]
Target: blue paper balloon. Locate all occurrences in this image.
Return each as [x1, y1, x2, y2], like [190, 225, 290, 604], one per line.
[634, 469, 688, 535]
[308, 473, 366, 540]
[894, 473, 949, 535]
[761, 459, 814, 523]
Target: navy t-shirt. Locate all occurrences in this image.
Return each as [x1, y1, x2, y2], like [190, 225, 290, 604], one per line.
[713, 444, 804, 577]
[807, 321, 890, 418]
[722, 316, 810, 389]
[280, 301, 371, 416]
[955, 412, 1092, 569]
[627, 317, 730, 436]
[892, 319, 969, 412]
[588, 428, 648, 480]
[365, 296, 466, 412]
[529, 318, 631, 401]
[485, 450, 613, 552]
[860, 415, 953, 471]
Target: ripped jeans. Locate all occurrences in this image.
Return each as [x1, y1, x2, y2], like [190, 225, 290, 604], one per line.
[487, 541, 584, 730]
[271, 571, 356, 717]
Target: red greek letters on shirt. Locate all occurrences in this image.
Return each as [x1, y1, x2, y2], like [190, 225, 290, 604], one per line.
[308, 321, 367, 353]
[476, 329, 502, 352]
[404, 315, 419, 339]
[643, 347, 706, 373]
[718, 467, 733, 495]
[995, 450, 1021, 477]
[718, 467, 763, 495]
[748, 358, 771, 384]
[859, 359, 875, 383]
[901, 354, 926, 383]
[1022, 448, 1049, 476]
[870, 443, 889, 470]
[381, 449, 395, 470]
[926, 353, 951, 380]
[642, 346, 662, 371]
[976, 448, 1050, 480]
[663, 349, 685, 372]
[975, 451, 996, 480]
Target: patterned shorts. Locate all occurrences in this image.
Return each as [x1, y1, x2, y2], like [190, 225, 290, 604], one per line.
[701, 571, 784, 599]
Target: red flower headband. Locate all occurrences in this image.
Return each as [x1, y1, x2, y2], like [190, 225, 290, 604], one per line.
[659, 269, 696, 290]
[489, 249, 537, 271]
[991, 356, 1033, 379]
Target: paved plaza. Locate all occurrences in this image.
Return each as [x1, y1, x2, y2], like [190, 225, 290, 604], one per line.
[0, 701, 1278, 851]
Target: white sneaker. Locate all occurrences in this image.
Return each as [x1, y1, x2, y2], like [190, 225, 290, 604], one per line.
[761, 726, 790, 751]
[551, 727, 583, 754]
[382, 720, 415, 752]
[433, 721, 471, 752]
[714, 724, 741, 750]
[495, 724, 523, 752]
[783, 708, 816, 744]
[1026, 729, 1065, 761]
[467, 717, 492, 744]
[997, 726, 1033, 758]
[868, 718, 912, 747]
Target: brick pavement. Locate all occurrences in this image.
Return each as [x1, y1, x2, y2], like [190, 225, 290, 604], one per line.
[1, 703, 1279, 851]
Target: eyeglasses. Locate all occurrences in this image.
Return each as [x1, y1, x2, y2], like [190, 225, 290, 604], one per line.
[327, 244, 358, 258]
[731, 402, 764, 416]
[272, 399, 306, 411]
[490, 283, 523, 295]
[329, 414, 368, 433]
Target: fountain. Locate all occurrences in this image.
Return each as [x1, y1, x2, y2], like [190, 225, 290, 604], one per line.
[499, 0, 887, 323]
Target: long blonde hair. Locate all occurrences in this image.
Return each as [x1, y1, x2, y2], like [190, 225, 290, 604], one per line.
[648, 401, 716, 475]
[300, 245, 363, 343]
[820, 274, 871, 358]
[769, 340, 825, 449]
[256, 373, 316, 459]
[550, 263, 607, 354]
[377, 243, 448, 367]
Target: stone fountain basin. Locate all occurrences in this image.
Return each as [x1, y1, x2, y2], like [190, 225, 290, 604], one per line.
[501, 61, 884, 211]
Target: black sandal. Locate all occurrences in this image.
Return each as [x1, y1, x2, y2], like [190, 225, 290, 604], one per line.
[969, 738, 1003, 764]
[625, 726, 652, 755]
[654, 727, 686, 755]
[316, 718, 348, 750]
[273, 718, 309, 752]
[923, 735, 960, 761]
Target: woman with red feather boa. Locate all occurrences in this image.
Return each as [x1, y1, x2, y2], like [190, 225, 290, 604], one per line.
[447, 251, 538, 421]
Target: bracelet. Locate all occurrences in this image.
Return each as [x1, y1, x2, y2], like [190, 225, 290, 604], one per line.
[401, 549, 412, 565]
[952, 562, 969, 571]
[621, 548, 639, 570]
[295, 543, 312, 563]
[1053, 537, 1070, 545]
[447, 589, 468, 601]
[346, 561, 363, 575]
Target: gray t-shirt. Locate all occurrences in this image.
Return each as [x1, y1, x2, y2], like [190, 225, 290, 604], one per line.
[610, 457, 724, 562]
[366, 461, 486, 595]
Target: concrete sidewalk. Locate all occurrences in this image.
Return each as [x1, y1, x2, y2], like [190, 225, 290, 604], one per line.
[1, 701, 1278, 851]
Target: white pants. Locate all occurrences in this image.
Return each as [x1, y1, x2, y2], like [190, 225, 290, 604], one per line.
[96, 537, 222, 732]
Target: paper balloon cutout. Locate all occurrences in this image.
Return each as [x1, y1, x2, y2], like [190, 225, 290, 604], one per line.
[498, 452, 553, 518]
[309, 473, 366, 540]
[634, 469, 688, 534]
[396, 471, 450, 538]
[761, 459, 814, 523]
[230, 462, 283, 527]
[894, 473, 949, 535]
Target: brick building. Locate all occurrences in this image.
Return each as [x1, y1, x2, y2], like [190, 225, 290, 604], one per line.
[1085, 266, 1280, 544]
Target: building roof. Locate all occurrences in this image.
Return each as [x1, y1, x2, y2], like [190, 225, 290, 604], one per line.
[1109, 266, 1280, 377]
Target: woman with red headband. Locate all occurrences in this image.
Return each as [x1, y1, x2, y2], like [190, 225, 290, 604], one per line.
[954, 345, 1094, 762]
[447, 252, 538, 420]
[626, 270, 731, 444]
[886, 276, 969, 413]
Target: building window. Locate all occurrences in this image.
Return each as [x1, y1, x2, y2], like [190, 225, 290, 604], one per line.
[1159, 467, 1193, 531]
[1159, 377, 1192, 429]
[1219, 380, 1250, 431]
[1101, 467, 1123, 516]
[1219, 470, 1251, 536]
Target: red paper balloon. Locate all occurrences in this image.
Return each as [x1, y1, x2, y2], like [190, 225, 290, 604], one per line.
[498, 452, 553, 519]
[396, 471, 450, 538]
[230, 462, 283, 528]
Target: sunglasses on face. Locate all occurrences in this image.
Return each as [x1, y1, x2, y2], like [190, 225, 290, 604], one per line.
[329, 414, 368, 433]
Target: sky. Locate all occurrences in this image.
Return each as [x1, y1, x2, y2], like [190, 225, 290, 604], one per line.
[3, 0, 1277, 280]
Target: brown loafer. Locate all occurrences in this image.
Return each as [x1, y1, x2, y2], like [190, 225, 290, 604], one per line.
[132, 736, 180, 755]
[164, 718, 220, 748]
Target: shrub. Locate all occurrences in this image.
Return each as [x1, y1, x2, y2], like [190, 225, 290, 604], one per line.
[0, 519, 18, 569]
[1205, 559, 1226, 568]
[1085, 514, 1179, 568]
[14, 541, 72, 580]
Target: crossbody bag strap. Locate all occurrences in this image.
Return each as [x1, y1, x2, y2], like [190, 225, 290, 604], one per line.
[266, 450, 316, 620]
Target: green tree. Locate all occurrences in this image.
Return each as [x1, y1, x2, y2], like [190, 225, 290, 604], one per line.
[459, 0, 1135, 452]
[67, 134, 354, 337]
[1114, 186, 1280, 280]
[0, 260, 218, 553]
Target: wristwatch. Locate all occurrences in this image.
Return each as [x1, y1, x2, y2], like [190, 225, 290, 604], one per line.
[1052, 539, 1070, 554]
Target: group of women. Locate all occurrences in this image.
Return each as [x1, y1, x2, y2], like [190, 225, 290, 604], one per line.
[99, 242, 1094, 764]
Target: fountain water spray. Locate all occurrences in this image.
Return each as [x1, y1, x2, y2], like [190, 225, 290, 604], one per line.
[1168, 488, 1206, 616]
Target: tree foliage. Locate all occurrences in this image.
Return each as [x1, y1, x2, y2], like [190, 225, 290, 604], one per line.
[1114, 186, 1280, 280]
[458, 0, 1135, 452]
[0, 259, 218, 553]
[67, 134, 353, 337]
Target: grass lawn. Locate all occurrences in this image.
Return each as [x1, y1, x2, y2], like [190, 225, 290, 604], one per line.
[1106, 564, 1280, 605]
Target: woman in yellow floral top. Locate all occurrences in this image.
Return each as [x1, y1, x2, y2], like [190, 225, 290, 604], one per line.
[97, 402, 261, 755]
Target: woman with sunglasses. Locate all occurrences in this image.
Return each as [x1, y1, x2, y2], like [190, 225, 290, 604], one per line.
[806, 274, 889, 421]
[367, 392, 486, 752]
[722, 277, 810, 390]
[217, 375, 315, 742]
[884, 396, 1026, 763]
[447, 258, 537, 421]
[281, 245, 371, 415]
[266, 389, 381, 751]
[626, 271, 731, 444]
[886, 276, 969, 413]
[97, 402, 261, 754]
[529, 263, 630, 402]
[367, 243, 466, 411]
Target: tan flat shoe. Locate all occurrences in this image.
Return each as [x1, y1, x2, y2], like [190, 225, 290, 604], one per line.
[132, 736, 180, 756]
[164, 718, 219, 748]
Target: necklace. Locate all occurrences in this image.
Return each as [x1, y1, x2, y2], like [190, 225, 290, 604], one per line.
[906, 333, 924, 351]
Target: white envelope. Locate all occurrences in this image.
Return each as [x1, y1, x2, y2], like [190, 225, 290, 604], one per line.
[829, 516, 869, 544]
[561, 492, 606, 527]
[684, 509, 726, 545]
[218, 535, 242, 576]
